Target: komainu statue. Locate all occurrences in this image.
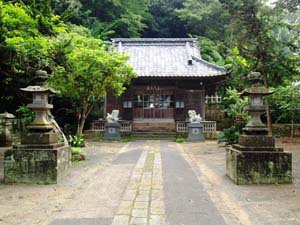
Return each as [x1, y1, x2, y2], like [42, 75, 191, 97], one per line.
[106, 110, 119, 123]
[188, 110, 202, 123]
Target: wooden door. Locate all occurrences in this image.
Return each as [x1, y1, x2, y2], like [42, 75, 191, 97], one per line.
[133, 87, 175, 119]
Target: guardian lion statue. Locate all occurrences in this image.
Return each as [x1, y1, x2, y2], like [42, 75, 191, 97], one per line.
[106, 110, 119, 123]
[188, 110, 202, 123]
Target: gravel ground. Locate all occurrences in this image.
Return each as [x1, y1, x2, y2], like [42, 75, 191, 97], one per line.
[1, 139, 300, 225]
[181, 138, 300, 225]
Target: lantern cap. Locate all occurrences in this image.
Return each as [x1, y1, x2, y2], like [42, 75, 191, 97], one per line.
[0, 112, 15, 119]
[240, 87, 274, 97]
[20, 86, 57, 94]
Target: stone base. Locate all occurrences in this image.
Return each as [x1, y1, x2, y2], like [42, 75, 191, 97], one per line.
[187, 123, 205, 142]
[103, 123, 121, 141]
[21, 132, 58, 145]
[226, 147, 292, 184]
[4, 144, 71, 184]
[238, 135, 275, 148]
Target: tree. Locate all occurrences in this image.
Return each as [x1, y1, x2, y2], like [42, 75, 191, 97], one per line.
[270, 81, 300, 138]
[143, 0, 187, 38]
[80, 0, 150, 38]
[177, 0, 230, 42]
[48, 27, 137, 135]
[223, 0, 300, 134]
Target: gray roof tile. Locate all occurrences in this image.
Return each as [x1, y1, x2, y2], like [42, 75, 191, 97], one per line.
[112, 38, 228, 78]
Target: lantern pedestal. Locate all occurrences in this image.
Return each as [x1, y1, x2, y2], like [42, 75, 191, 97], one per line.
[4, 132, 71, 184]
[226, 148, 292, 185]
[226, 72, 292, 185]
[103, 123, 121, 141]
[187, 123, 205, 142]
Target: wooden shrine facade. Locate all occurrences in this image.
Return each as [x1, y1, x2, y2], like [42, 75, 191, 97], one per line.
[103, 38, 229, 132]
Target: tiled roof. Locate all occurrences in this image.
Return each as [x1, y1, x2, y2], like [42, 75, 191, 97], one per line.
[112, 38, 229, 78]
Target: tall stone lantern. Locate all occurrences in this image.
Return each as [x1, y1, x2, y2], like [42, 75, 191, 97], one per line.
[0, 112, 15, 147]
[4, 70, 71, 184]
[226, 72, 292, 184]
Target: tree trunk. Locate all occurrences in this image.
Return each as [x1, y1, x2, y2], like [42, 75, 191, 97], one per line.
[76, 101, 88, 136]
[261, 61, 273, 136]
[76, 100, 96, 137]
[290, 111, 295, 138]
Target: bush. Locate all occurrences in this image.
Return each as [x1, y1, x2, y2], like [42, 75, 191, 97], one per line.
[176, 137, 185, 143]
[218, 125, 241, 145]
[69, 135, 85, 147]
[71, 147, 86, 161]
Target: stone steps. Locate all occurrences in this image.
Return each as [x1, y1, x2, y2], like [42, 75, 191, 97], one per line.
[132, 132, 176, 140]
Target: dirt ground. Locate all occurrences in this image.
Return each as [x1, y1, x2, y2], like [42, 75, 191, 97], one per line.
[0, 142, 128, 225]
[181, 138, 300, 225]
[0, 139, 300, 225]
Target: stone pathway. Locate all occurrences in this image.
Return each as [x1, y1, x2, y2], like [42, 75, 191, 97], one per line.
[161, 141, 226, 225]
[111, 140, 226, 225]
[112, 141, 166, 225]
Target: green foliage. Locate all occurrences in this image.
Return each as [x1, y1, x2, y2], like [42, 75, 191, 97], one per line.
[175, 137, 185, 143]
[222, 88, 250, 122]
[177, 0, 230, 42]
[69, 134, 85, 147]
[71, 147, 86, 162]
[143, 0, 187, 38]
[270, 81, 300, 137]
[218, 125, 241, 145]
[15, 105, 35, 124]
[197, 37, 225, 65]
[224, 47, 252, 90]
[81, 0, 150, 38]
[71, 146, 82, 154]
[48, 26, 137, 135]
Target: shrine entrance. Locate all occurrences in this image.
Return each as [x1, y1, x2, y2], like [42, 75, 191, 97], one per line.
[133, 86, 175, 119]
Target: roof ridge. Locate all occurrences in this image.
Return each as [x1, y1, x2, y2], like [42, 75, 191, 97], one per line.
[191, 56, 228, 72]
[112, 38, 197, 43]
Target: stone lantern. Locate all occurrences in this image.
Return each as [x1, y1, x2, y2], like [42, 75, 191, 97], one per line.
[0, 112, 15, 147]
[226, 72, 292, 185]
[4, 70, 71, 184]
[20, 86, 55, 132]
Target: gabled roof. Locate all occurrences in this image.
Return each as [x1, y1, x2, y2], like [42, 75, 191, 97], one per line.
[112, 38, 229, 78]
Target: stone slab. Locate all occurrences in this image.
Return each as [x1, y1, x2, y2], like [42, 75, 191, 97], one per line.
[160, 142, 226, 225]
[112, 149, 142, 165]
[226, 147, 292, 184]
[4, 146, 71, 184]
[51, 218, 112, 225]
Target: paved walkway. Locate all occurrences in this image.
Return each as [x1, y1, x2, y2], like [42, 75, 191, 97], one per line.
[0, 141, 228, 225]
[111, 140, 226, 225]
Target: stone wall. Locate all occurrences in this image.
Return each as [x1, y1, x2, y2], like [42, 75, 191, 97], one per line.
[272, 124, 300, 137]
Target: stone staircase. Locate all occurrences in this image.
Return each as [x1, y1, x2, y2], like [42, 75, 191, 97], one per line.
[132, 131, 176, 140]
[131, 119, 176, 140]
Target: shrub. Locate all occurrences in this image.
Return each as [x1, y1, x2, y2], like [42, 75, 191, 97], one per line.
[218, 125, 241, 145]
[69, 135, 85, 147]
[71, 147, 86, 162]
[176, 137, 185, 143]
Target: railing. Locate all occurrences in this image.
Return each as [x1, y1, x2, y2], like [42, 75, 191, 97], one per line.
[205, 95, 222, 104]
[91, 119, 132, 132]
[176, 121, 217, 133]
